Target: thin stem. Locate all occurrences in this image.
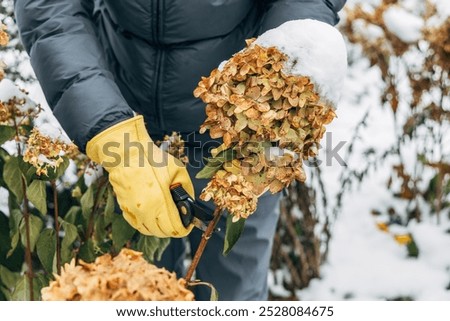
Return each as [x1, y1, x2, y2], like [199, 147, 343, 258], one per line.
[21, 176, 34, 301]
[51, 180, 61, 274]
[86, 177, 107, 241]
[185, 208, 222, 283]
[12, 105, 34, 300]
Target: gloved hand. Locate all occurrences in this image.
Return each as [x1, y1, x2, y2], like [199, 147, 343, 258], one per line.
[86, 115, 194, 237]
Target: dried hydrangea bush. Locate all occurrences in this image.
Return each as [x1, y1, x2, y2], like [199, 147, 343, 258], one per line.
[41, 249, 194, 301]
[194, 39, 336, 220]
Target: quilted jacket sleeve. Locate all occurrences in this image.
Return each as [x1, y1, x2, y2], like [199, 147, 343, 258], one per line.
[259, 0, 346, 31]
[14, 0, 134, 151]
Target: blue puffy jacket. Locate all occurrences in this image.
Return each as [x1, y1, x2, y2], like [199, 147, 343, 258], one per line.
[14, 0, 345, 150]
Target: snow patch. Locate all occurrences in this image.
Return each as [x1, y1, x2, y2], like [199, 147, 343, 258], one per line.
[0, 78, 37, 112]
[352, 19, 384, 42]
[255, 19, 348, 107]
[0, 187, 9, 215]
[383, 7, 424, 43]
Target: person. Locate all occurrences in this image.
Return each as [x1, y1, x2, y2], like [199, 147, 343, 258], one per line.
[14, 0, 346, 300]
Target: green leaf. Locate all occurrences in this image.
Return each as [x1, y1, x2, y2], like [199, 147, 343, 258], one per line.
[407, 236, 419, 258]
[188, 281, 219, 301]
[94, 215, 107, 244]
[10, 276, 31, 301]
[210, 284, 219, 301]
[60, 220, 78, 247]
[196, 148, 236, 179]
[27, 180, 47, 215]
[80, 185, 94, 219]
[210, 143, 229, 157]
[0, 125, 16, 145]
[78, 239, 95, 263]
[196, 163, 222, 179]
[60, 219, 78, 264]
[209, 147, 236, 165]
[11, 274, 47, 301]
[7, 233, 19, 258]
[0, 287, 8, 301]
[33, 273, 51, 301]
[63, 206, 81, 225]
[223, 215, 246, 255]
[18, 156, 34, 184]
[0, 265, 20, 289]
[112, 215, 136, 251]
[36, 229, 56, 273]
[25, 166, 38, 185]
[104, 186, 115, 224]
[0, 212, 10, 256]
[19, 214, 44, 252]
[46, 157, 70, 180]
[3, 156, 24, 202]
[7, 209, 22, 257]
[136, 235, 170, 262]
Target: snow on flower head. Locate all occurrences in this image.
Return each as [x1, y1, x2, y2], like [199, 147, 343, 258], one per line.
[24, 128, 77, 176]
[254, 19, 348, 107]
[0, 79, 41, 127]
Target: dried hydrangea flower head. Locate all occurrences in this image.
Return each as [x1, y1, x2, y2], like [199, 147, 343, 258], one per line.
[201, 170, 257, 221]
[0, 24, 8, 80]
[194, 40, 336, 218]
[0, 24, 8, 47]
[195, 39, 335, 151]
[24, 128, 77, 176]
[0, 96, 41, 128]
[0, 80, 43, 138]
[41, 249, 195, 301]
[156, 131, 189, 165]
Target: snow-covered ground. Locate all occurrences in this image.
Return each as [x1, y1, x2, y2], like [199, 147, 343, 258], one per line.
[294, 36, 450, 300]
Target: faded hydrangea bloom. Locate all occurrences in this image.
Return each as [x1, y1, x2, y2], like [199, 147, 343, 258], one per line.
[156, 131, 189, 165]
[195, 40, 336, 220]
[0, 96, 41, 129]
[0, 24, 8, 80]
[194, 39, 335, 152]
[23, 128, 77, 176]
[0, 24, 8, 47]
[41, 249, 194, 301]
[201, 170, 257, 221]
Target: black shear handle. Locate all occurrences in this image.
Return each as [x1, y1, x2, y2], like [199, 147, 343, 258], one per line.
[170, 183, 194, 228]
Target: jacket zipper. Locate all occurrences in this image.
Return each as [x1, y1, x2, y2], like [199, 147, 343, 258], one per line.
[152, 0, 165, 130]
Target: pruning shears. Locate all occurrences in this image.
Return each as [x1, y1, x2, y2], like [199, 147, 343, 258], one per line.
[170, 183, 214, 232]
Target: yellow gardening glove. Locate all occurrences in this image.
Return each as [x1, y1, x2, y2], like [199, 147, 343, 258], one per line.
[86, 115, 194, 237]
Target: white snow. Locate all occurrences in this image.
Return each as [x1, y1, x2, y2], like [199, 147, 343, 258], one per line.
[84, 163, 104, 187]
[255, 19, 348, 107]
[0, 78, 37, 112]
[0, 187, 9, 215]
[268, 269, 292, 298]
[383, 6, 424, 43]
[26, 82, 72, 143]
[290, 5, 450, 298]
[431, 0, 450, 22]
[352, 19, 384, 42]
[296, 88, 450, 300]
